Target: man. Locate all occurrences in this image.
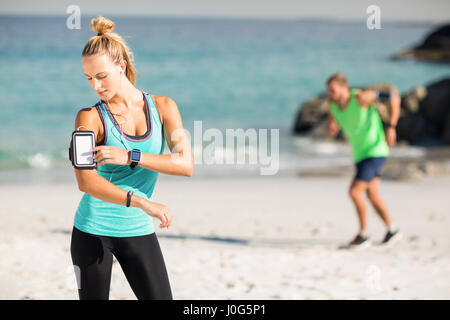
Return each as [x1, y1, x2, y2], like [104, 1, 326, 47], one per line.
[326, 72, 402, 249]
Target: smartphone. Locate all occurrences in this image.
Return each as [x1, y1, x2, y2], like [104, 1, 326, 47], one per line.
[69, 130, 97, 169]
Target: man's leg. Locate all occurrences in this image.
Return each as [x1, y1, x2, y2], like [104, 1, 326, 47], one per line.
[367, 177, 392, 228]
[349, 179, 370, 233]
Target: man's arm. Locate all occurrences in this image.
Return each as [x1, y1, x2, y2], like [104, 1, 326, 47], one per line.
[383, 91, 401, 147]
[328, 107, 340, 138]
[384, 91, 401, 129]
[356, 89, 400, 146]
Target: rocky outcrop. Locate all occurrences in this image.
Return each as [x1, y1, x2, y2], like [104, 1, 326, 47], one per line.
[292, 78, 450, 146]
[397, 78, 450, 145]
[393, 24, 450, 62]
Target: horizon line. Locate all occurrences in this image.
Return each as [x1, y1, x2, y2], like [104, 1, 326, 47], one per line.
[0, 13, 444, 26]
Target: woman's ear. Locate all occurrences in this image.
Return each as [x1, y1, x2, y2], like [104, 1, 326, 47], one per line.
[120, 60, 127, 74]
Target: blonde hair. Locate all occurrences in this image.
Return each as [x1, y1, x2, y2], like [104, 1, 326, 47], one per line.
[326, 72, 348, 86]
[82, 16, 137, 85]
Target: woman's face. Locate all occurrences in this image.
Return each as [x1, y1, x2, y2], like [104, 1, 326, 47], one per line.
[82, 53, 123, 100]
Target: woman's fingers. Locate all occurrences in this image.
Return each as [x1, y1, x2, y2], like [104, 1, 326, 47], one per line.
[159, 211, 168, 228]
[167, 212, 172, 228]
[159, 210, 173, 229]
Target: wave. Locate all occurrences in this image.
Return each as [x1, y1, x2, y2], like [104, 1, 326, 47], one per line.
[0, 138, 429, 184]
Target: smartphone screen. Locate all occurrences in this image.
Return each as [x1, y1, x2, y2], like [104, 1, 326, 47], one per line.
[74, 133, 95, 166]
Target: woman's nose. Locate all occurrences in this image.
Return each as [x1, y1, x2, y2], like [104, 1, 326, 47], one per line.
[92, 78, 102, 90]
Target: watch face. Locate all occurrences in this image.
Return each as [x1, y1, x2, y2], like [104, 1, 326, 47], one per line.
[131, 150, 141, 161]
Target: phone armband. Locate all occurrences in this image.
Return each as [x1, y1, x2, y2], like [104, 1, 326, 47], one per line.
[69, 130, 97, 169]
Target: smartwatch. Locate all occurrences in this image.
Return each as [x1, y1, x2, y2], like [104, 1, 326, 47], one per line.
[129, 149, 141, 170]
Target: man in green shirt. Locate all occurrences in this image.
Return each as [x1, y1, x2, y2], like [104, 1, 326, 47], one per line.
[326, 73, 402, 249]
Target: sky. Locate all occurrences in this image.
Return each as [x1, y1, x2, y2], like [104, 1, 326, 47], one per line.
[1, 0, 450, 22]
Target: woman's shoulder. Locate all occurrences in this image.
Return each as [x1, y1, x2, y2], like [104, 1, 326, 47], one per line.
[75, 103, 103, 144]
[150, 94, 179, 126]
[75, 103, 102, 124]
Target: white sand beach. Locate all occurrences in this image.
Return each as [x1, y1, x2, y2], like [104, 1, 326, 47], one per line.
[0, 173, 449, 300]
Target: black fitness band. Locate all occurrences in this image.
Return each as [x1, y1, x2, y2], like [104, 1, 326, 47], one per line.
[126, 190, 134, 207]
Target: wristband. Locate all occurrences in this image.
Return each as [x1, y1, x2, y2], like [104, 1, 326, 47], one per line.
[126, 190, 134, 207]
[385, 123, 396, 128]
[376, 91, 391, 102]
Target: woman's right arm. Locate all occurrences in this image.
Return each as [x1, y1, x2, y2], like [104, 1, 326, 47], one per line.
[73, 108, 172, 228]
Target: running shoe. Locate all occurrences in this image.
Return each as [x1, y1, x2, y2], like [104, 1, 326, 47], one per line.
[381, 229, 402, 246]
[347, 233, 371, 249]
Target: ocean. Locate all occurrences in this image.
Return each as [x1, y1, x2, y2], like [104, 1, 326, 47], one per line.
[1, 15, 449, 182]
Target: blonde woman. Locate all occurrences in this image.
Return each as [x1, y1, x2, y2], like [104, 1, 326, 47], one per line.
[71, 16, 193, 300]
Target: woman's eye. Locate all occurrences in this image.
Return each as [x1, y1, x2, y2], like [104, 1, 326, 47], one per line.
[85, 75, 107, 80]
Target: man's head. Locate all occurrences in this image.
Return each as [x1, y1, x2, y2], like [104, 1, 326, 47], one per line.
[326, 73, 349, 102]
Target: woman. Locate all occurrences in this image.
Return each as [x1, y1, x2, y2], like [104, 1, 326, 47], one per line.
[71, 16, 193, 300]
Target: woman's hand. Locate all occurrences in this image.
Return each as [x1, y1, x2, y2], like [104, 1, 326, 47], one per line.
[90, 146, 130, 166]
[138, 199, 173, 229]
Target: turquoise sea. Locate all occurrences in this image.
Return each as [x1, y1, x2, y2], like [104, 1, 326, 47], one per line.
[1, 15, 449, 182]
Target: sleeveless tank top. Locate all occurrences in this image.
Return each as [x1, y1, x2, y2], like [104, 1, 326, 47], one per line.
[330, 88, 389, 163]
[74, 90, 165, 237]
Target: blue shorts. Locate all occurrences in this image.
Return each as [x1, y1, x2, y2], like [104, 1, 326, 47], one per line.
[354, 157, 387, 182]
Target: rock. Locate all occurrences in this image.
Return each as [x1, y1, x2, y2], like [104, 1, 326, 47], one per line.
[418, 78, 450, 129]
[293, 93, 329, 134]
[415, 25, 450, 51]
[393, 24, 450, 62]
[402, 86, 427, 115]
[417, 161, 450, 176]
[397, 78, 450, 145]
[396, 113, 439, 145]
[379, 162, 424, 181]
[379, 160, 450, 181]
[442, 112, 450, 144]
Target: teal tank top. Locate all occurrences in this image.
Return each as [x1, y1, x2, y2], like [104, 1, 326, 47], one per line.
[330, 88, 389, 163]
[74, 91, 165, 237]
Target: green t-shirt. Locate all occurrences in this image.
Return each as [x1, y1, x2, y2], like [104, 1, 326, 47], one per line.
[330, 88, 389, 163]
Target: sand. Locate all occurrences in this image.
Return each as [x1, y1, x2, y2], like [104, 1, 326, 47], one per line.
[0, 173, 449, 299]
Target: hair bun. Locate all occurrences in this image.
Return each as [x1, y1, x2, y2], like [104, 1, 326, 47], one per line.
[90, 16, 114, 36]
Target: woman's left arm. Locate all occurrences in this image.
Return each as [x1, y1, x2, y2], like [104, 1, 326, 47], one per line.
[139, 96, 194, 176]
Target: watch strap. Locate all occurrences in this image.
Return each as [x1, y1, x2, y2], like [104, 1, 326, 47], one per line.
[385, 123, 396, 128]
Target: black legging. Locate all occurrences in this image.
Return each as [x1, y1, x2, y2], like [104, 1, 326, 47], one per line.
[70, 226, 173, 300]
